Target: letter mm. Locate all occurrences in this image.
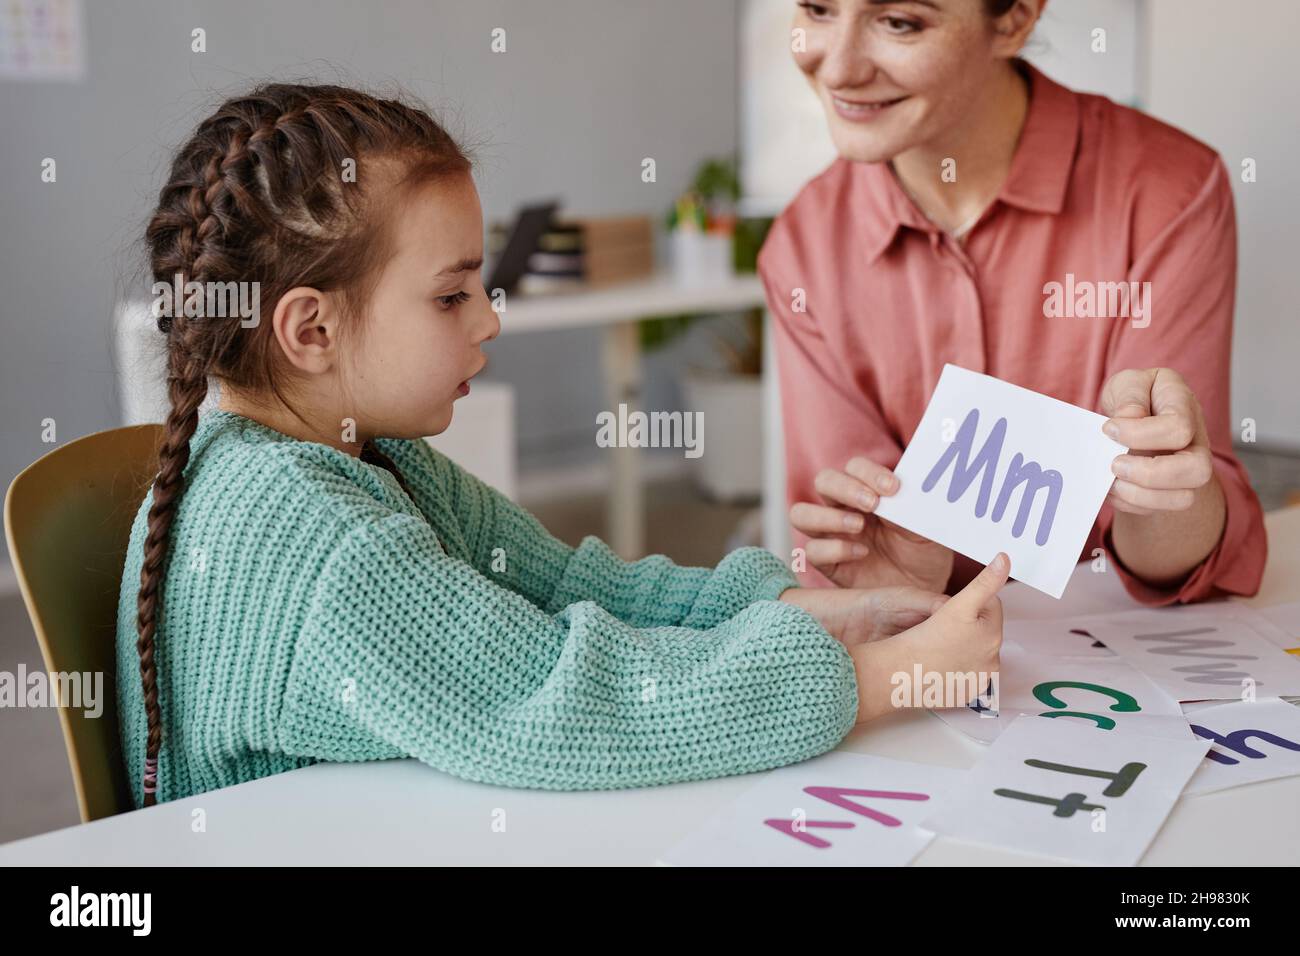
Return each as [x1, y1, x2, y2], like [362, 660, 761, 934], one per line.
[922, 408, 1062, 546]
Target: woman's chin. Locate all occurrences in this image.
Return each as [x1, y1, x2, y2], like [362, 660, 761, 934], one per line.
[829, 126, 906, 164]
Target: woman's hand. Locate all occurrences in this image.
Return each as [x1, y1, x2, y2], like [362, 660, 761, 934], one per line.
[1099, 367, 1228, 586]
[790, 456, 954, 592]
[850, 553, 1009, 724]
[1100, 367, 1220, 514]
[779, 585, 947, 649]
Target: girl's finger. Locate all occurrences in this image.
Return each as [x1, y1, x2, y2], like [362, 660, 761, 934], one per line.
[943, 552, 1010, 620]
[813, 468, 879, 513]
[844, 457, 899, 496]
[805, 537, 870, 567]
[790, 501, 867, 535]
[1109, 478, 1195, 512]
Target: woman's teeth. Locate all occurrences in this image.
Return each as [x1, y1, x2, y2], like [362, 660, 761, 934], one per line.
[833, 95, 904, 114]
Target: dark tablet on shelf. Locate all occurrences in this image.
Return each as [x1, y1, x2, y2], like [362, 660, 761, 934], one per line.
[486, 200, 561, 297]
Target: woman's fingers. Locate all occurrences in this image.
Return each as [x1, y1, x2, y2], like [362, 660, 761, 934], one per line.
[867, 585, 949, 619]
[1101, 368, 1204, 452]
[844, 457, 899, 495]
[813, 467, 881, 513]
[809, 459, 898, 514]
[790, 501, 867, 535]
[805, 536, 870, 567]
[1108, 478, 1196, 512]
[1111, 448, 1214, 490]
[1105, 490, 1155, 516]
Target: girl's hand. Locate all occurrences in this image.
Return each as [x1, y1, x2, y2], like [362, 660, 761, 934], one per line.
[779, 585, 947, 649]
[1100, 367, 1219, 514]
[850, 553, 1009, 723]
[790, 456, 954, 592]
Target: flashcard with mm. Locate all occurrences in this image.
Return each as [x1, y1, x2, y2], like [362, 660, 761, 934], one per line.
[658, 751, 964, 867]
[873, 364, 1126, 599]
[920, 715, 1209, 866]
[1181, 698, 1300, 796]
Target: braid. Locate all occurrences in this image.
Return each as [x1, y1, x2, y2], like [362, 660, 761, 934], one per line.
[360, 439, 416, 504]
[134, 346, 208, 806]
[135, 111, 246, 805]
[136, 82, 469, 807]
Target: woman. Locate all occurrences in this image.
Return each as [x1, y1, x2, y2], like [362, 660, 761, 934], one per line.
[758, 0, 1266, 604]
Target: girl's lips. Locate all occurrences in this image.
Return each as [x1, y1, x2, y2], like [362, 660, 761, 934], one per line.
[457, 380, 470, 396]
[830, 94, 908, 123]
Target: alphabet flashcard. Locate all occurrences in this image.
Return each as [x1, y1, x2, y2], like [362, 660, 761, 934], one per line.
[1252, 601, 1300, 653]
[874, 365, 1126, 599]
[929, 641, 1192, 745]
[920, 715, 1210, 866]
[1004, 616, 1118, 659]
[1080, 606, 1300, 701]
[658, 751, 964, 867]
[1181, 698, 1300, 796]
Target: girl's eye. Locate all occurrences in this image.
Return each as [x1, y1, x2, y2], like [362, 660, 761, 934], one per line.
[797, 1, 831, 21]
[881, 15, 922, 34]
[436, 290, 471, 309]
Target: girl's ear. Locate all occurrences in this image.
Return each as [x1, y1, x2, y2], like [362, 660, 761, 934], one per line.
[271, 286, 341, 374]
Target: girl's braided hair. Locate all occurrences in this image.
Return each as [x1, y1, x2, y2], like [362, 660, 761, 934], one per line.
[135, 82, 470, 806]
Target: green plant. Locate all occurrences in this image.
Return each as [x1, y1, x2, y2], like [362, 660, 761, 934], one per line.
[641, 158, 773, 374]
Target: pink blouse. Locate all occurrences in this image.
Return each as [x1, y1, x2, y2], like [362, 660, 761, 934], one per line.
[758, 61, 1266, 605]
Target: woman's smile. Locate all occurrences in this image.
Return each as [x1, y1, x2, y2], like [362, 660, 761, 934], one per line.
[829, 92, 911, 122]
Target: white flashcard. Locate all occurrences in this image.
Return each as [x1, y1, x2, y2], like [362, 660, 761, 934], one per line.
[874, 365, 1125, 599]
[1005, 616, 1118, 658]
[1181, 698, 1300, 796]
[1081, 607, 1300, 702]
[1246, 601, 1300, 652]
[658, 751, 965, 867]
[929, 642, 1190, 745]
[920, 714, 1210, 866]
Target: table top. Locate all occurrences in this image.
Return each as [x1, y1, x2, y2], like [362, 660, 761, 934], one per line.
[3, 507, 1297, 866]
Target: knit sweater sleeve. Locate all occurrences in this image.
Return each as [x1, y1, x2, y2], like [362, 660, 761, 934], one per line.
[382, 438, 799, 629]
[277, 512, 859, 790]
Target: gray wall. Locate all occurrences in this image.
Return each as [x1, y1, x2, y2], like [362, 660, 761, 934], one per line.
[0, 0, 739, 550]
[1145, 0, 1300, 449]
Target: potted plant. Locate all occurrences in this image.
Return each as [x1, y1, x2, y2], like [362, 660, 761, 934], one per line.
[644, 157, 773, 503]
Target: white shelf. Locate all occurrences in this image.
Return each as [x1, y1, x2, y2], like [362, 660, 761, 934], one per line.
[497, 272, 766, 335]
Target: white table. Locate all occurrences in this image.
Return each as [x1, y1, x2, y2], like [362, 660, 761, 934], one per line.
[3, 507, 1296, 867]
[499, 273, 767, 558]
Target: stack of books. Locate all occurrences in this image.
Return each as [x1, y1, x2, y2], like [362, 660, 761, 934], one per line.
[517, 215, 655, 293]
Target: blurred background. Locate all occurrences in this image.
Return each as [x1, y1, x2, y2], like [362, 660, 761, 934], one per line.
[1, 0, 1297, 841]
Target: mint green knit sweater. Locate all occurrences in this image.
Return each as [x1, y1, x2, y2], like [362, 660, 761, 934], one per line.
[114, 410, 858, 806]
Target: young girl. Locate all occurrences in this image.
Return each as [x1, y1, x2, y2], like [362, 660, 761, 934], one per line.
[117, 82, 1009, 808]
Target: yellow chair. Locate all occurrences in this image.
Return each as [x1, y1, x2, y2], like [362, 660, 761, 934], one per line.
[4, 424, 163, 822]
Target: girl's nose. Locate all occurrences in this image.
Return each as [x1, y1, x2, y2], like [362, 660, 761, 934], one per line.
[475, 296, 501, 344]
